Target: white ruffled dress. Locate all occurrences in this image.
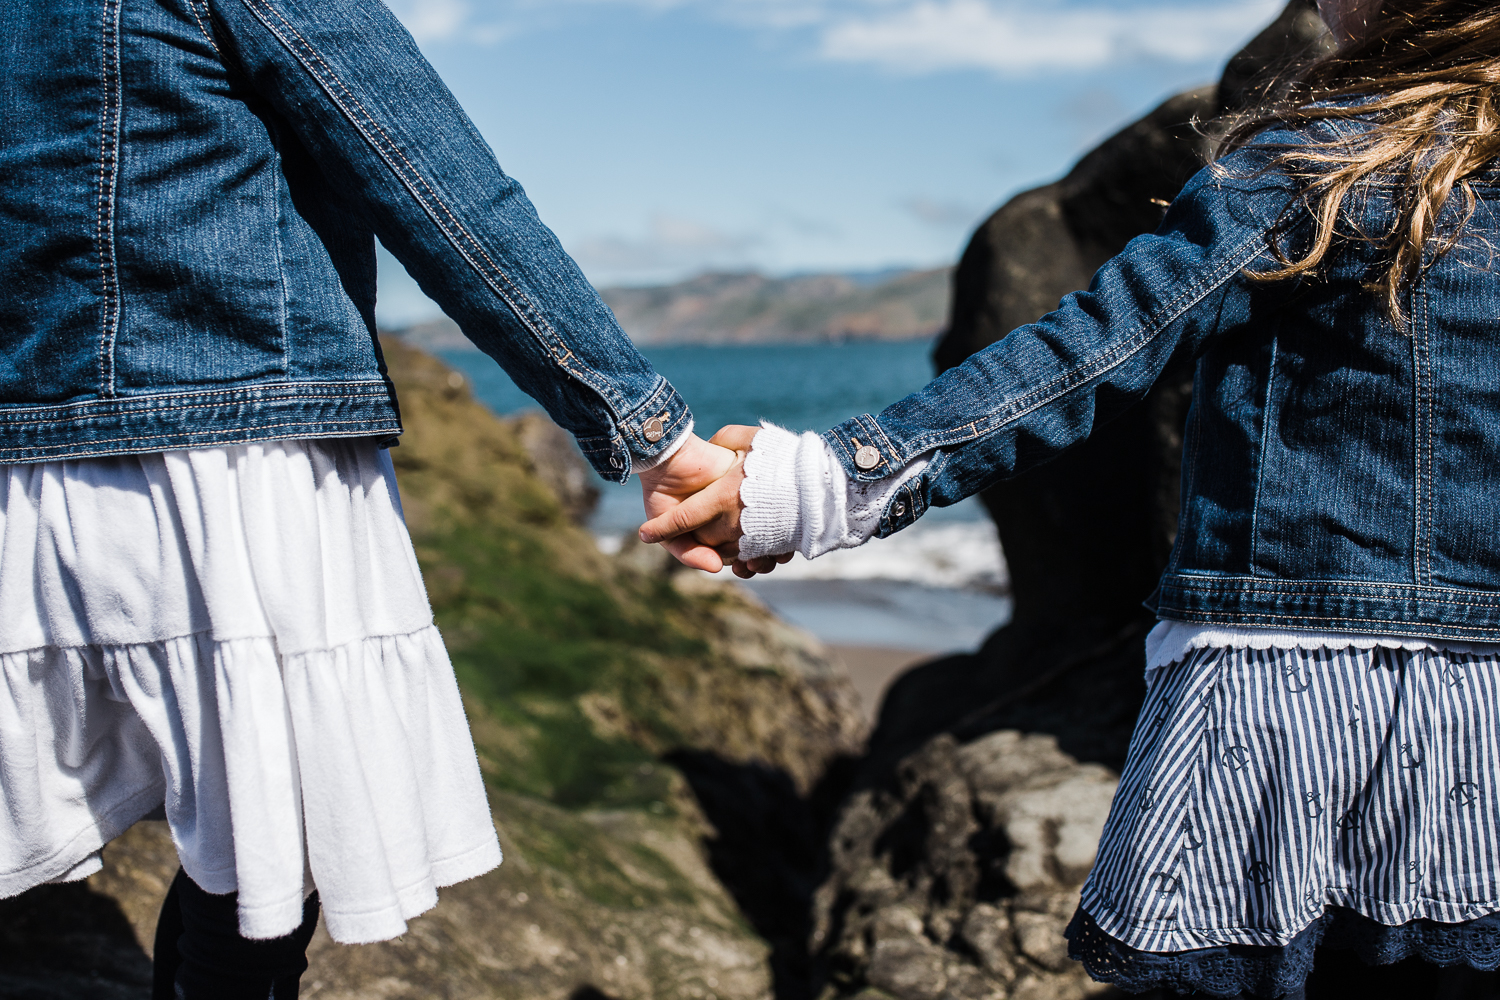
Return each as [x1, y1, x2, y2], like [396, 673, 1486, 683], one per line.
[0, 438, 501, 945]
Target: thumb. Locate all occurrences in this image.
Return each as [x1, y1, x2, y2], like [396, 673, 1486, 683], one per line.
[638, 486, 724, 544]
[709, 424, 759, 453]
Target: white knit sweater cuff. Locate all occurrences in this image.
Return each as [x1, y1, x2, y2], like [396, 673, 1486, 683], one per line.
[738, 424, 805, 560]
[739, 422, 930, 562]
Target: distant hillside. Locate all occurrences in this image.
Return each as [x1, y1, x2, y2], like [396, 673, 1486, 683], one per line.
[397, 267, 953, 350]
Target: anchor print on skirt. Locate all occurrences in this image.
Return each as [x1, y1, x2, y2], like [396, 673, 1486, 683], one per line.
[1079, 643, 1500, 953]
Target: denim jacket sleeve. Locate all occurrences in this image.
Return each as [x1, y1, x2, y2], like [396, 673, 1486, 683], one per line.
[205, 0, 686, 482]
[825, 165, 1296, 537]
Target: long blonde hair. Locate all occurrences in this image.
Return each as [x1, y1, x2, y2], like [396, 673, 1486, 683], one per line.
[1219, 0, 1500, 321]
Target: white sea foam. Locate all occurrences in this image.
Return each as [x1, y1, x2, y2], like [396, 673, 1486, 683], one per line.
[598, 516, 1008, 592]
[765, 518, 1008, 591]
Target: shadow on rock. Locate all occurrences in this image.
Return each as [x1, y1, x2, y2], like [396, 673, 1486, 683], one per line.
[667, 749, 862, 1000]
[571, 987, 624, 1000]
[0, 881, 152, 999]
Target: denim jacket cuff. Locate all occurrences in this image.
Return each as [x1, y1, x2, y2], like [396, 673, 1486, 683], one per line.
[821, 415, 927, 537]
[577, 378, 694, 482]
[821, 414, 903, 480]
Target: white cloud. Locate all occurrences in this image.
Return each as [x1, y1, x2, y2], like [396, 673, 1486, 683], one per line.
[821, 0, 1286, 75]
[570, 214, 761, 277]
[386, 0, 1290, 73]
[903, 197, 982, 227]
[385, 0, 473, 42]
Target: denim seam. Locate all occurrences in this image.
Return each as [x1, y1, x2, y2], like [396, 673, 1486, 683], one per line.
[0, 419, 399, 453]
[0, 384, 390, 422]
[878, 228, 1267, 458]
[270, 150, 292, 375]
[1416, 285, 1425, 586]
[1161, 589, 1500, 617]
[1163, 574, 1500, 599]
[1168, 374, 1204, 574]
[1248, 334, 1279, 576]
[183, 0, 223, 55]
[1418, 283, 1434, 587]
[96, 0, 124, 398]
[851, 414, 899, 477]
[1157, 611, 1500, 635]
[238, 0, 636, 420]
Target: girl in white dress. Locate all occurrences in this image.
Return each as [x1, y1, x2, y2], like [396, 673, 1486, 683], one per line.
[0, 0, 734, 996]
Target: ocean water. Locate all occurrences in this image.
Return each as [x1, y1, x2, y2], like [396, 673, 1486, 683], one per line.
[437, 340, 1012, 654]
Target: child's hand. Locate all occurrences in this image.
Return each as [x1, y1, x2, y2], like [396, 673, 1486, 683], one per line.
[637, 434, 739, 572]
[639, 424, 761, 572]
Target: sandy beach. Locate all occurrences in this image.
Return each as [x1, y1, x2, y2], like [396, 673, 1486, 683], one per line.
[828, 644, 932, 721]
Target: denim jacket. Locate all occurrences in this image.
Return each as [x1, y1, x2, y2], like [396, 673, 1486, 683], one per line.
[0, 0, 687, 481]
[828, 129, 1500, 640]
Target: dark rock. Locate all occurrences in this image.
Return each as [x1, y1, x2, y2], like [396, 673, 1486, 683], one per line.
[809, 6, 1335, 1000]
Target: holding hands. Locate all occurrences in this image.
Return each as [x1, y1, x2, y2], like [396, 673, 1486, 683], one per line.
[636, 425, 793, 577]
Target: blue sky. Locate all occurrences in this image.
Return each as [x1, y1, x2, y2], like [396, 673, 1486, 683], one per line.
[375, 0, 1287, 326]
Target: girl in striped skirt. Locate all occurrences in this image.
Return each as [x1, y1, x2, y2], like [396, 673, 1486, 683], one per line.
[645, 0, 1500, 995]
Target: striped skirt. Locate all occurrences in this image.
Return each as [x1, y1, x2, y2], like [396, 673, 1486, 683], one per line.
[1072, 643, 1500, 993]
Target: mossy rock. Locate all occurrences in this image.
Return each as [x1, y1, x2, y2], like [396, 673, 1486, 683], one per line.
[8, 338, 863, 999]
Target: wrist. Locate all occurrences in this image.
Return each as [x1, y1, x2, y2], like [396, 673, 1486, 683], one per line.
[631, 421, 694, 475]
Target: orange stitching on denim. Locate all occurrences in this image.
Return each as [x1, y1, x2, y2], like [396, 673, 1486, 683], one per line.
[1163, 579, 1500, 613]
[896, 223, 1267, 456]
[184, 0, 223, 55]
[0, 395, 391, 428]
[0, 418, 397, 454]
[0, 381, 390, 419]
[96, 0, 123, 398]
[0, 426, 402, 462]
[1166, 573, 1498, 598]
[241, 1, 623, 410]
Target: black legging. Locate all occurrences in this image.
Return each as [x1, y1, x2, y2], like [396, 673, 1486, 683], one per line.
[151, 869, 320, 1000]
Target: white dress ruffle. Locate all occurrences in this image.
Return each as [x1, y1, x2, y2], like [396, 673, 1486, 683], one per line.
[0, 439, 501, 944]
[1145, 619, 1500, 678]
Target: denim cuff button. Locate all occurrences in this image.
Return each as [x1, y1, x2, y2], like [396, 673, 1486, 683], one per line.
[643, 417, 665, 443]
[854, 443, 881, 471]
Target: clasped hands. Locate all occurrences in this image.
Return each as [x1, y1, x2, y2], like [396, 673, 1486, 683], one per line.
[636, 427, 794, 578]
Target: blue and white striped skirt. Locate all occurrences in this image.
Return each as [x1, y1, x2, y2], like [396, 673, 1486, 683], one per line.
[1072, 642, 1500, 991]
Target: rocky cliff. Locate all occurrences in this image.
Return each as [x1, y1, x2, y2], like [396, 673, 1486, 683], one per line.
[400, 268, 952, 350]
[0, 338, 865, 1000]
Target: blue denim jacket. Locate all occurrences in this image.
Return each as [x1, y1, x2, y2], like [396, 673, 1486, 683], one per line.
[828, 130, 1500, 640]
[0, 0, 687, 481]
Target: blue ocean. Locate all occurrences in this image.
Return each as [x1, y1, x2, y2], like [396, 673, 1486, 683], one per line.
[438, 340, 1012, 654]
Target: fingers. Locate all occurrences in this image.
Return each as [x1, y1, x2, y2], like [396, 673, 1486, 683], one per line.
[639, 465, 744, 544]
[729, 553, 794, 579]
[708, 424, 759, 453]
[663, 535, 724, 573]
[639, 486, 723, 544]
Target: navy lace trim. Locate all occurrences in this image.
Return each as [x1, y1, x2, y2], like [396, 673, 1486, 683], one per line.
[1066, 907, 1500, 998]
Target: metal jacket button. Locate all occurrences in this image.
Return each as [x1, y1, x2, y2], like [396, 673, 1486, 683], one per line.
[643, 416, 665, 443]
[854, 444, 881, 471]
